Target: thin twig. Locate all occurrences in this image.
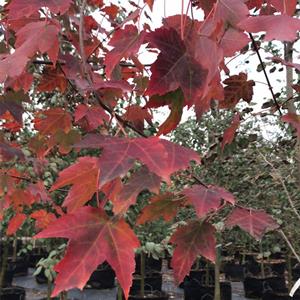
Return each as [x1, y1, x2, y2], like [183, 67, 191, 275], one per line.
[79, 0, 88, 76]
[249, 33, 283, 116]
[280, 229, 300, 263]
[258, 150, 300, 221]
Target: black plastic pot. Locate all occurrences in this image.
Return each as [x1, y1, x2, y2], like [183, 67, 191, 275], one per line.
[86, 263, 115, 289]
[1, 262, 15, 287]
[243, 276, 287, 298]
[130, 272, 162, 294]
[224, 262, 245, 281]
[184, 281, 232, 300]
[0, 286, 25, 300]
[9, 257, 29, 276]
[292, 264, 300, 280]
[135, 255, 162, 274]
[35, 269, 48, 284]
[28, 249, 49, 268]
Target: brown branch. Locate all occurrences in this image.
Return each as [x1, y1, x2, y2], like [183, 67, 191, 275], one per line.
[249, 33, 283, 116]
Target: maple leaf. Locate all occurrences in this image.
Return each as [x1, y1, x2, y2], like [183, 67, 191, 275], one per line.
[74, 104, 109, 132]
[30, 209, 57, 230]
[239, 15, 300, 42]
[246, 0, 263, 9]
[282, 113, 300, 137]
[170, 221, 216, 283]
[221, 113, 240, 151]
[220, 28, 250, 57]
[104, 25, 146, 78]
[123, 105, 153, 133]
[27, 181, 51, 202]
[35, 207, 140, 299]
[183, 184, 235, 218]
[146, 27, 208, 103]
[7, 213, 27, 235]
[0, 142, 25, 162]
[269, 0, 297, 16]
[33, 108, 72, 136]
[225, 207, 279, 240]
[75, 135, 200, 183]
[5, 188, 36, 212]
[137, 192, 184, 225]
[219, 73, 255, 109]
[48, 129, 81, 154]
[145, 0, 154, 10]
[7, 0, 72, 19]
[0, 90, 28, 124]
[214, 0, 249, 27]
[50, 157, 100, 212]
[0, 21, 60, 81]
[37, 67, 68, 93]
[113, 166, 161, 214]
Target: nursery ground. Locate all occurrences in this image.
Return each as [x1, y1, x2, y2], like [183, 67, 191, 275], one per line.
[13, 268, 247, 300]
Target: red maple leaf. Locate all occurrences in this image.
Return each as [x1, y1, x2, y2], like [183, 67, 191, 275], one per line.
[170, 221, 216, 283]
[239, 15, 300, 41]
[137, 192, 184, 225]
[146, 27, 208, 103]
[0, 141, 25, 162]
[75, 135, 200, 183]
[50, 157, 100, 212]
[221, 113, 241, 151]
[225, 207, 279, 240]
[269, 0, 297, 16]
[183, 184, 235, 218]
[7, 213, 26, 235]
[7, 0, 72, 19]
[0, 21, 60, 81]
[104, 25, 146, 78]
[34, 108, 72, 136]
[30, 209, 57, 230]
[219, 73, 255, 109]
[113, 166, 161, 214]
[35, 207, 140, 299]
[37, 67, 68, 93]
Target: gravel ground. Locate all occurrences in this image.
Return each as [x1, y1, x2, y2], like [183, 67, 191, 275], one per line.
[13, 267, 248, 300]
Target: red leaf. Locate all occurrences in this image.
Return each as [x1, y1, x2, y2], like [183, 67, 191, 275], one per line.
[74, 104, 109, 132]
[7, 213, 26, 235]
[75, 135, 200, 184]
[0, 141, 25, 162]
[220, 28, 250, 57]
[246, 0, 263, 9]
[220, 73, 255, 109]
[221, 113, 240, 151]
[7, 0, 72, 19]
[183, 184, 235, 218]
[170, 221, 216, 283]
[269, 0, 297, 16]
[104, 25, 145, 78]
[37, 67, 68, 93]
[48, 129, 81, 154]
[50, 157, 100, 212]
[113, 166, 161, 214]
[0, 21, 60, 81]
[193, 0, 215, 17]
[5, 188, 36, 211]
[225, 207, 279, 240]
[30, 209, 57, 230]
[35, 207, 140, 299]
[34, 108, 72, 136]
[239, 15, 300, 41]
[282, 113, 300, 137]
[27, 181, 51, 202]
[123, 105, 153, 133]
[146, 27, 208, 103]
[137, 192, 184, 225]
[145, 0, 154, 10]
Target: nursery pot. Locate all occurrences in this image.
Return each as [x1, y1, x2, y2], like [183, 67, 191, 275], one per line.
[135, 255, 162, 274]
[183, 281, 232, 300]
[86, 262, 115, 289]
[9, 257, 29, 277]
[243, 276, 287, 298]
[223, 262, 245, 281]
[0, 286, 25, 300]
[35, 269, 48, 284]
[28, 249, 49, 268]
[130, 272, 162, 294]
